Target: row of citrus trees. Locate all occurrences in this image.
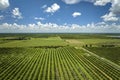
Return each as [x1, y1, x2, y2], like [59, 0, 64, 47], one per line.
[67, 47, 120, 80]
[0, 47, 120, 80]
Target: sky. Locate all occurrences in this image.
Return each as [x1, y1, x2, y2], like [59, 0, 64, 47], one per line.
[0, 0, 120, 33]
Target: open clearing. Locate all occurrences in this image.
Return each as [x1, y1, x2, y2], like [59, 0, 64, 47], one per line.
[66, 38, 120, 47]
[0, 37, 67, 47]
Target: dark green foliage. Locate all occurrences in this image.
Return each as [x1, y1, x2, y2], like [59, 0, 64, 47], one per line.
[101, 44, 115, 47]
[0, 33, 120, 39]
[31, 46, 64, 48]
[4, 37, 31, 40]
[85, 47, 120, 65]
[89, 44, 92, 47]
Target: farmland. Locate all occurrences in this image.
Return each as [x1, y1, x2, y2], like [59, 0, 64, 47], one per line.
[0, 33, 120, 80]
[0, 37, 67, 47]
[0, 47, 120, 80]
[85, 47, 120, 65]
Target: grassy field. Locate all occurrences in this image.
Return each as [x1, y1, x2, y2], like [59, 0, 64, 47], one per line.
[0, 37, 67, 47]
[0, 33, 120, 80]
[65, 38, 120, 47]
[78, 39, 120, 45]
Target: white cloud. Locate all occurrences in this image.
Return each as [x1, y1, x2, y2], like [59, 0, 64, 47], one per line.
[94, 0, 111, 6]
[72, 12, 81, 17]
[61, 0, 118, 22]
[62, 0, 81, 4]
[61, 0, 98, 4]
[45, 3, 60, 13]
[34, 17, 45, 21]
[0, 15, 4, 20]
[110, 0, 120, 14]
[93, 0, 120, 14]
[61, 0, 120, 22]
[99, 0, 120, 22]
[42, 5, 47, 9]
[0, 22, 120, 33]
[12, 8, 23, 19]
[101, 12, 119, 21]
[0, 0, 9, 10]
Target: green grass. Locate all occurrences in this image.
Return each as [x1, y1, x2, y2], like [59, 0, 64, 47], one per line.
[65, 38, 120, 47]
[0, 37, 67, 47]
[0, 38, 15, 44]
[78, 39, 120, 45]
[85, 47, 120, 65]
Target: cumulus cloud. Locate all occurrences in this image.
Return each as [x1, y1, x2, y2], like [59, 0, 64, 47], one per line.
[12, 8, 23, 19]
[45, 3, 60, 13]
[62, 0, 120, 22]
[0, 22, 120, 33]
[72, 12, 81, 17]
[101, 12, 119, 21]
[62, 0, 81, 4]
[110, 0, 120, 14]
[100, 0, 120, 22]
[42, 5, 47, 9]
[61, 0, 99, 4]
[34, 17, 45, 21]
[94, 0, 111, 6]
[0, 0, 9, 10]
[90, 0, 120, 22]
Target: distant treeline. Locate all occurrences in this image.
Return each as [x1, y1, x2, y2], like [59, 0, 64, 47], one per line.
[83, 44, 116, 47]
[101, 44, 115, 47]
[0, 33, 57, 38]
[31, 46, 65, 49]
[4, 37, 31, 40]
[0, 33, 120, 39]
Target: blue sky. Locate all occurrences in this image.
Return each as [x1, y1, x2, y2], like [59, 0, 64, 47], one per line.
[0, 0, 120, 33]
